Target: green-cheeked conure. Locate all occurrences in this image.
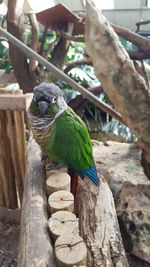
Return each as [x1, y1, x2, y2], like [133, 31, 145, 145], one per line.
[28, 82, 99, 186]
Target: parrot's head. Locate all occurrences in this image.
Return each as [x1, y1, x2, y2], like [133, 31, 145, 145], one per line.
[29, 82, 67, 117]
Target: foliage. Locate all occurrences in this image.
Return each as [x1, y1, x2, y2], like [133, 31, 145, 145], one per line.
[119, 36, 138, 51]
[102, 120, 136, 142]
[62, 41, 136, 142]
[0, 38, 12, 73]
[0, 28, 136, 142]
[66, 41, 85, 62]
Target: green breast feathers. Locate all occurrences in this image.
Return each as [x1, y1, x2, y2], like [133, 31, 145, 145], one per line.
[47, 107, 94, 170]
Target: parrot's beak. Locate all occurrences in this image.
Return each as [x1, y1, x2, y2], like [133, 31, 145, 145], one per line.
[38, 100, 49, 115]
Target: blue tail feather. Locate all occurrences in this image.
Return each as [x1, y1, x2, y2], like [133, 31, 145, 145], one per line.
[78, 165, 99, 185]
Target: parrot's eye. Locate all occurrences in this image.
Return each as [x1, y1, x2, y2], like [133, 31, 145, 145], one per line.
[52, 96, 57, 104]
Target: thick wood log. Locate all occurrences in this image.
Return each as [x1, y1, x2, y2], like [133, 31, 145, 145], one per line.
[76, 172, 129, 267]
[85, 0, 150, 166]
[18, 135, 56, 267]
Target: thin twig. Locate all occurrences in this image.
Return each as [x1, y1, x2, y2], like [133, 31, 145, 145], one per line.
[58, 31, 84, 42]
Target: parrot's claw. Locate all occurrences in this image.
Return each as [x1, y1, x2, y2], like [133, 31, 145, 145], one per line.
[41, 154, 49, 166]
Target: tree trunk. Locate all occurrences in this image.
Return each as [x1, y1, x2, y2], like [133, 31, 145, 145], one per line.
[7, 0, 38, 93]
[85, 0, 150, 177]
[76, 173, 129, 267]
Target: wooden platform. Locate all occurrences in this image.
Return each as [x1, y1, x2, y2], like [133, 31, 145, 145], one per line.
[36, 4, 84, 35]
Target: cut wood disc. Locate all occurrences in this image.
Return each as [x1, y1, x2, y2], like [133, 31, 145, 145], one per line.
[48, 190, 74, 214]
[46, 172, 71, 195]
[46, 167, 68, 178]
[55, 234, 87, 267]
[48, 210, 79, 241]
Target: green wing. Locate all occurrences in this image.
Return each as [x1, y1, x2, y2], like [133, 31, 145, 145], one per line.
[48, 107, 94, 171]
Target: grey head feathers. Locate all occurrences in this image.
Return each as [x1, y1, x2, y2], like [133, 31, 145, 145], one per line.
[33, 82, 63, 103]
[28, 83, 67, 142]
[33, 82, 67, 115]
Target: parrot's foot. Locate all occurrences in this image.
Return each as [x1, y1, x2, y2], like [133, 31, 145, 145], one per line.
[45, 163, 63, 171]
[41, 154, 49, 166]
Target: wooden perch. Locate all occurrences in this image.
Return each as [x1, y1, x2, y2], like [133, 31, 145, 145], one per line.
[48, 190, 74, 214]
[18, 135, 56, 267]
[55, 234, 87, 267]
[48, 210, 79, 241]
[46, 172, 71, 195]
[76, 173, 129, 267]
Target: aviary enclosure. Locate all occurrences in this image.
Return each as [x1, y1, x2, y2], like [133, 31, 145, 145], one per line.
[0, 0, 150, 266]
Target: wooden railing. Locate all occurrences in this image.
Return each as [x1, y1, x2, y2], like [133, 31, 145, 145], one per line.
[0, 90, 32, 208]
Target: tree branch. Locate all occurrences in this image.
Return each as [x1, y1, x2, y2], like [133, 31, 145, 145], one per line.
[128, 50, 150, 60]
[50, 23, 74, 70]
[64, 58, 91, 73]
[7, 0, 38, 93]
[28, 13, 39, 72]
[88, 84, 103, 94]
[39, 26, 48, 56]
[111, 23, 150, 51]
[0, 26, 123, 123]
[44, 37, 59, 60]
[0, 58, 10, 62]
[58, 31, 84, 42]
[135, 19, 150, 33]
[85, 0, 150, 166]
[7, 0, 24, 25]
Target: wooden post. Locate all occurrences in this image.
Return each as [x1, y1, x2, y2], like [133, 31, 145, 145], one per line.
[18, 135, 56, 267]
[0, 92, 32, 208]
[0, 110, 17, 208]
[76, 172, 129, 267]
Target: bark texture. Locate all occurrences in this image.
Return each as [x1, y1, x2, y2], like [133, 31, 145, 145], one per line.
[18, 135, 56, 266]
[85, 0, 150, 166]
[7, 0, 38, 93]
[76, 173, 129, 267]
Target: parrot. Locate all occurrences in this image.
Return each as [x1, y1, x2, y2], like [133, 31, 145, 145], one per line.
[28, 82, 99, 186]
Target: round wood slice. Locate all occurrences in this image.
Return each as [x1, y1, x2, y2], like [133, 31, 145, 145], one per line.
[48, 210, 79, 241]
[55, 234, 87, 267]
[48, 190, 74, 214]
[46, 172, 71, 195]
[46, 167, 68, 178]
